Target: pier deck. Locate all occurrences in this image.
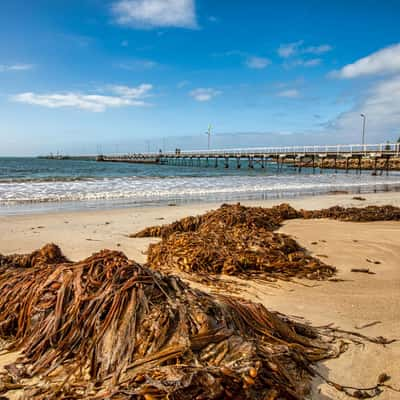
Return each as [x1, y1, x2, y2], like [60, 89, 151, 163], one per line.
[97, 143, 400, 174]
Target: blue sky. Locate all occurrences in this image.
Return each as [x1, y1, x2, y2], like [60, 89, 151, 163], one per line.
[1, 0, 400, 155]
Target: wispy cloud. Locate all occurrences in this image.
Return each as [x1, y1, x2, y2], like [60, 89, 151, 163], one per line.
[245, 56, 271, 69]
[277, 89, 300, 98]
[330, 75, 400, 142]
[278, 41, 332, 62]
[213, 51, 271, 69]
[117, 59, 158, 70]
[12, 84, 153, 112]
[285, 58, 322, 68]
[0, 64, 33, 72]
[177, 80, 190, 88]
[61, 33, 92, 48]
[189, 88, 220, 102]
[303, 44, 332, 55]
[107, 84, 153, 98]
[112, 0, 197, 29]
[331, 43, 400, 78]
[278, 41, 304, 58]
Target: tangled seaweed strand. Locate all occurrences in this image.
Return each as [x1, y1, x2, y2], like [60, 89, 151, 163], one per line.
[133, 203, 400, 280]
[133, 204, 334, 280]
[0, 247, 337, 400]
[301, 205, 400, 222]
[131, 203, 301, 239]
[0, 243, 68, 269]
[147, 225, 335, 280]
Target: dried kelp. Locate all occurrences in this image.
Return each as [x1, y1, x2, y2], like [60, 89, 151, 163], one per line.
[0, 243, 68, 269]
[147, 225, 335, 280]
[131, 203, 301, 238]
[0, 248, 336, 399]
[133, 204, 333, 280]
[301, 205, 400, 222]
[131, 203, 400, 281]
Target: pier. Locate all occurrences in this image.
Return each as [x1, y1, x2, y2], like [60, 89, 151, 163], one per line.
[97, 143, 400, 174]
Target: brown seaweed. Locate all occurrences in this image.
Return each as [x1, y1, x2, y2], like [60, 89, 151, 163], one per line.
[0, 248, 336, 399]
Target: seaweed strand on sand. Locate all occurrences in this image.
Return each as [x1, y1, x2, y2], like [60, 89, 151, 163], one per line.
[0, 247, 337, 399]
[131, 203, 400, 281]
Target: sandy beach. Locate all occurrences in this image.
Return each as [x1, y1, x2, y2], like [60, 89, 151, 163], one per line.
[1, 191, 400, 399]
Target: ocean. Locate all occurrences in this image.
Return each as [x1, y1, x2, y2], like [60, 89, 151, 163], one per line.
[1, 157, 400, 215]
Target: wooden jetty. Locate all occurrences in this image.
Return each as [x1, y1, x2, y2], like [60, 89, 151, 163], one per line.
[97, 143, 400, 175]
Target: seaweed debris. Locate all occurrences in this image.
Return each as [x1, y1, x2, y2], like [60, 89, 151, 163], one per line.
[0, 247, 340, 399]
[132, 203, 400, 281]
[133, 204, 334, 280]
[131, 203, 301, 239]
[301, 205, 400, 222]
[0, 243, 68, 269]
[147, 225, 335, 280]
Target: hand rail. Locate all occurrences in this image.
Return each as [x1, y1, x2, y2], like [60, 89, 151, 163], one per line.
[134, 143, 400, 157]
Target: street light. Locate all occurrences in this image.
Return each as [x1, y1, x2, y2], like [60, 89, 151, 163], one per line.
[360, 113, 366, 146]
[204, 124, 212, 150]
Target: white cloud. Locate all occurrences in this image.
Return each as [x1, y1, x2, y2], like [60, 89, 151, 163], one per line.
[118, 59, 158, 70]
[300, 58, 321, 67]
[277, 89, 300, 98]
[108, 84, 153, 98]
[0, 64, 33, 72]
[12, 84, 153, 112]
[112, 0, 197, 29]
[277, 41, 303, 58]
[332, 43, 400, 79]
[331, 75, 400, 142]
[303, 44, 332, 55]
[189, 88, 220, 102]
[278, 41, 332, 59]
[177, 80, 190, 88]
[245, 56, 271, 69]
[285, 58, 321, 68]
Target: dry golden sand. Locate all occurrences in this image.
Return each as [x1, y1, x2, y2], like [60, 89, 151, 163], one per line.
[0, 191, 400, 399]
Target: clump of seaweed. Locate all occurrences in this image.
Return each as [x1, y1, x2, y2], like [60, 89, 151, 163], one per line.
[132, 203, 400, 281]
[0, 248, 338, 399]
[147, 225, 335, 280]
[131, 203, 301, 239]
[0, 243, 68, 269]
[133, 203, 334, 280]
[301, 205, 400, 222]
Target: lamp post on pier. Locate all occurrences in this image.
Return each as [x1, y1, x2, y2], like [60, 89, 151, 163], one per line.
[204, 124, 212, 150]
[360, 113, 366, 147]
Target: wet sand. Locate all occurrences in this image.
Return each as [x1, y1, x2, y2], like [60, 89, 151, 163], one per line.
[1, 191, 400, 399]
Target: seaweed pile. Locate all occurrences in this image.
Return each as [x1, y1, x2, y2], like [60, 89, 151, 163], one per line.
[132, 203, 400, 280]
[302, 205, 400, 222]
[147, 226, 334, 280]
[0, 243, 68, 269]
[0, 246, 337, 399]
[132, 203, 302, 239]
[133, 203, 335, 280]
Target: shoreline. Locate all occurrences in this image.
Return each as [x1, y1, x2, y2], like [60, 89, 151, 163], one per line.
[1, 180, 400, 216]
[1, 191, 400, 260]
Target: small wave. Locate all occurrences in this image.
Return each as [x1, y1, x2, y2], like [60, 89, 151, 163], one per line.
[0, 176, 101, 184]
[1, 174, 400, 206]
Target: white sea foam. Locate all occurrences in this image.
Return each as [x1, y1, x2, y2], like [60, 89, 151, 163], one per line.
[1, 173, 400, 208]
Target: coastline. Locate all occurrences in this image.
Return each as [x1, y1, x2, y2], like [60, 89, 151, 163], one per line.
[1, 191, 400, 260]
[1, 179, 400, 216]
[1, 191, 400, 399]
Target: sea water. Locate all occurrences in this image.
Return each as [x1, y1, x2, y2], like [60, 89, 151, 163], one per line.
[1, 157, 400, 215]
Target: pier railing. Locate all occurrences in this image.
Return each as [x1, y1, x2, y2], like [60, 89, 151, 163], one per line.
[132, 143, 400, 157]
